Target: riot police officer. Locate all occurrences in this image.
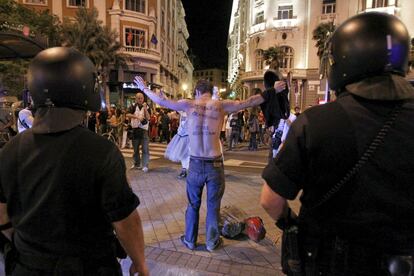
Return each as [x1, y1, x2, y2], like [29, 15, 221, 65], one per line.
[260, 12, 414, 275]
[0, 47, 149, 275]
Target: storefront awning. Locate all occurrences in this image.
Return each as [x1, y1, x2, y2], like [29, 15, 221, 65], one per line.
[0, 31, 46, 60]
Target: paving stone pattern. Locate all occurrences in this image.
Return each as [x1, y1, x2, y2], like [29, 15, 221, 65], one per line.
[128, 164, 301, 275]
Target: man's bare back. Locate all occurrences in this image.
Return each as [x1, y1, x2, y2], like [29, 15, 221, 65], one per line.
[186, 95, 225, 158]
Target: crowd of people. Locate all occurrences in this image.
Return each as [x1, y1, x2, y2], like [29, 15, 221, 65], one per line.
[86, 105, 186, 147]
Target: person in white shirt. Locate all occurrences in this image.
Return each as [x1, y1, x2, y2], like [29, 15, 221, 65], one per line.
[126, 93, 151, 172]
[18, 106, 34, 133]
[271, 112, 297, 158]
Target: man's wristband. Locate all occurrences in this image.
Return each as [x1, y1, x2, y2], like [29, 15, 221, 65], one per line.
[0, 221, 12, 231]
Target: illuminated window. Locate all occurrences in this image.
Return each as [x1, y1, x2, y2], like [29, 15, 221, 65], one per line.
[68, 0, 86, 7]
[24, 0, 47, 4]
[322, 0, 336, 14]
[372, 0, 387, 7]
[255, 49, 264, 70]
[255, 11, 264, 24]
[125, 28, 146, 48]
[125, 0, 145, 13]
[280, 46, 294, 69]
[364, 0, 397, 9]
[278, 5, 293, 20]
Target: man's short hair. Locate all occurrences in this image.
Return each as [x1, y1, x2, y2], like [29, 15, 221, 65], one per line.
[194, 79, 213, 95]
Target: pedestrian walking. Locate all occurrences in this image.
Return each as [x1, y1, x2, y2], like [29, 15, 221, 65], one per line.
[159, 109, 170, 143]
[126, 92, 151, 172]
[260, 12, 414, 275]
[0, 47, 148, 276]
[134, 77, 286, 252]
[228, 111, 242, 150]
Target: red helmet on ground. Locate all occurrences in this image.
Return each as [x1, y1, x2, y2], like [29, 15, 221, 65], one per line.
[244, 217, 266, 242]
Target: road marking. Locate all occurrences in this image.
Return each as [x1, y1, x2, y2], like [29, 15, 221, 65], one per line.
[121, 143, 267, 169]
[223, 159, 267, 169]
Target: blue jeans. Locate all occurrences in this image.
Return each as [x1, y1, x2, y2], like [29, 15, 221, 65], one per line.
[132, 128, 149, 167]
[185, 157, 225, 249]
[249, 132, 257, 150]
[229, 130, 239, 150]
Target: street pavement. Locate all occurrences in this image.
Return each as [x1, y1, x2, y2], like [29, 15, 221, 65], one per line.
[120, 142, 301, 276]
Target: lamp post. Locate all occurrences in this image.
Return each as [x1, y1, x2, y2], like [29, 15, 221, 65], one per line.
[182, 83, 188, 98]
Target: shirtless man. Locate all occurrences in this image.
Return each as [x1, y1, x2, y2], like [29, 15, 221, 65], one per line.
[134, 76, 285, 251]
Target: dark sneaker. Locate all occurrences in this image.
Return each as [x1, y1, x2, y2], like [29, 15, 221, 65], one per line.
[177, 169, 187, 179]
[180, 235, 195, 250]
[206, 238, 223, 252]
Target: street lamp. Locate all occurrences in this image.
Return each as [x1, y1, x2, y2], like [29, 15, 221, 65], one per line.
[182, 83, 188, 98]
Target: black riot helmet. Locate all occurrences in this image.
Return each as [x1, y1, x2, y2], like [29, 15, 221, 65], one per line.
[28, 47, 102, 111]
[327, 12, 410, 91]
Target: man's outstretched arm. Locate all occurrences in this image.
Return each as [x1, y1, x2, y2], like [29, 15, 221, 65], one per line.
[134, 76, 190, 111]
[222, 81, 287, 114]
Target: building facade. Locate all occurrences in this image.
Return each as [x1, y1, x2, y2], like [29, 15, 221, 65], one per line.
[176, 1, 194, 99]
[18, 0, 194, 103]
[193, 68, 228, 99]
[228, 0, 414, 108]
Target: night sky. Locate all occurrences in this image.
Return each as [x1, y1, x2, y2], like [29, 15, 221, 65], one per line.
[181, 0, 233, 70]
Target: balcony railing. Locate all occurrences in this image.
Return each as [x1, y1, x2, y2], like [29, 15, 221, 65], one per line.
[272, 17, 298, 29]
[363, 6, 399, 15]
[241, 69, 267, 80]
[249, 22, 266, 35]
[121, 46, 160, 57]
[318, 13, 337, 23]
[241, 68, 309, 81]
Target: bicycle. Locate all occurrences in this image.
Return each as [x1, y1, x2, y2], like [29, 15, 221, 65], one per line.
[102, 127, 118, 144]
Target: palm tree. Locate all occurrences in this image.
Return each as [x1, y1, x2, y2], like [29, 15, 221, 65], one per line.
[0, 0, 62, 96]
[61, 7, 130, 106]
[312, 22, 335, 102]
[262, 46, 285, 70]
[312, 22, 335, 59]
[312, 22, 335, 78]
